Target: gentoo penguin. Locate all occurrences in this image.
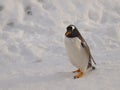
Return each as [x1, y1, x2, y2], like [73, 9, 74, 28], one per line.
[64, 25, 96, 79]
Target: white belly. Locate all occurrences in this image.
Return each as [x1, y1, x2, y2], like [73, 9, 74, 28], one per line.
[64, 37, 89, 72]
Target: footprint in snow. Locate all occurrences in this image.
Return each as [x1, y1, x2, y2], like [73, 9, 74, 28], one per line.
[33, 59, 42, 63]
[38, 0, 56, 10]
[7, 22, 14, 27]
[0, 5, 3, 12]
[25, 6, 32, 15]
[38, 0, 44, 3]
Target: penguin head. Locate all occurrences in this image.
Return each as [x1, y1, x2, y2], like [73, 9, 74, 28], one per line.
[65, 25, 80, 38]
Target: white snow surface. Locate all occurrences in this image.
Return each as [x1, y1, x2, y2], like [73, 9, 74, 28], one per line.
[0, 0, 120, 90]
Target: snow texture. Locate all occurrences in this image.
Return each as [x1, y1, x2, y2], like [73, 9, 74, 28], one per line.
[0, 0, 120, 90]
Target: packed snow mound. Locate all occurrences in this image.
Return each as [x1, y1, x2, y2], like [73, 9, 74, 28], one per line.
[0, 0, 120, 90]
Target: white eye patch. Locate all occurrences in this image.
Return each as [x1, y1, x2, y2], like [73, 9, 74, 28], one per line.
[71, 25, 75, 30]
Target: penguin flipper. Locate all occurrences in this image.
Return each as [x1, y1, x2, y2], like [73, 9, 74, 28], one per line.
[78, 35, 96, 65]
[81, 41, 96, 65]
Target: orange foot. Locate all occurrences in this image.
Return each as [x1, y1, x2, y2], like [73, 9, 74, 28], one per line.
[74, 72, 84, 79]
[73, 69, 81, 73]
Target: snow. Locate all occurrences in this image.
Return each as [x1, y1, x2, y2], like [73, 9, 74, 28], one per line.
[0, 0, 120, 90]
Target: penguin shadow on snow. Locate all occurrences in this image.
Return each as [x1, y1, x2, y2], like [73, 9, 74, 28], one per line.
[84, 68, 97, 77]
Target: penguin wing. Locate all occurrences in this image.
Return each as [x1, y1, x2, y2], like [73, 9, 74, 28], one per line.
[81, 41, 96, 65]
[78, 34, 96, 65]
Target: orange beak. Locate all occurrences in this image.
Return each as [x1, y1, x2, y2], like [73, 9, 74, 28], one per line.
[65, 31, 70, 36]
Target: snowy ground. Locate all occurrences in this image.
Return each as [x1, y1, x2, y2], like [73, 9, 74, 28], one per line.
[0, 0, 120, 90]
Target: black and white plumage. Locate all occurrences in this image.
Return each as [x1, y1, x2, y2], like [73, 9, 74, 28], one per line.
[64, 25, 96, 79]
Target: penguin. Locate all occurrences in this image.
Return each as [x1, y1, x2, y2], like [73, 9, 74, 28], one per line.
[64, 25, 96, 79]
